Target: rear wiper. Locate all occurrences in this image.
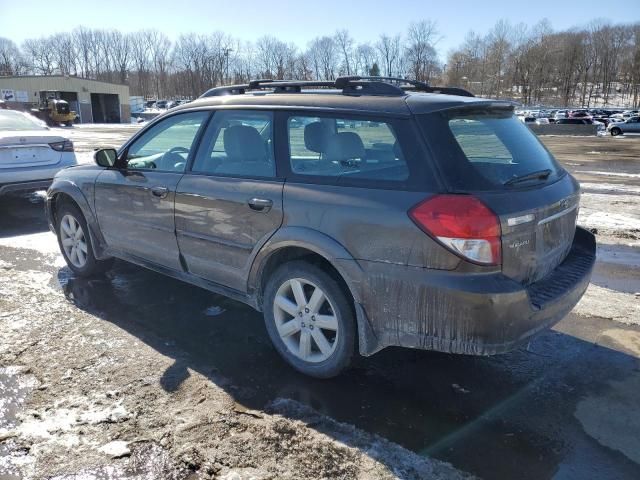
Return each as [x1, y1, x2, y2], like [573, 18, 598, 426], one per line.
[504, 169, 552, 187]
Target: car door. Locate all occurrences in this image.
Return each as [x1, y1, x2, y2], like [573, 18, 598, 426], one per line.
[174, 110, 283, 292]
[95, 111, 209, 270]
[625, 117, 640, 132]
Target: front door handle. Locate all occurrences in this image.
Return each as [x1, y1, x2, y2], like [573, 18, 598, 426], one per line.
[247, 197, 273, 212]
[151, 186, 169, 198]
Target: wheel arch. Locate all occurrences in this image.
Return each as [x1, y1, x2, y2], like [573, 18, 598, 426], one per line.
[47, 181, 109, 260]
[248, 227, 381, 357]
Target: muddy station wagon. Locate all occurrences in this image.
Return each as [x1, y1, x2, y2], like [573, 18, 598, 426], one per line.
[46, 77, 596, 378]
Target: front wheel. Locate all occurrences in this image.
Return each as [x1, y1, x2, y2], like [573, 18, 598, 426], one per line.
[263, 261, 356, 378]
[610, 127, 622, 136]
[56, 202, 113, 276]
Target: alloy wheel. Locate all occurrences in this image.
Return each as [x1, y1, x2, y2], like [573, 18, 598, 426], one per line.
[273, 278, 339, 363]
[60, 214, 88, 268]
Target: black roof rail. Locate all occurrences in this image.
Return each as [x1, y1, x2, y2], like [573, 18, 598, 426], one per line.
[200, 76, 474, 98]
[407, 85, 475, 97]
[201, 84, 250, 97]
[336, 75, 430, 89]
[337, 76, 475, 97]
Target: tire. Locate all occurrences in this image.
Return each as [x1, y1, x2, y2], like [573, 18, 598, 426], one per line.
[263, 261, 356, 378]
[611, 127, 622, 136]
[56, 201, 113, 277]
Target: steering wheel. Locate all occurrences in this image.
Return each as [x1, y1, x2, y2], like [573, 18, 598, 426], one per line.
[168, 146, 190, 155]
[156, 146, 190, 170]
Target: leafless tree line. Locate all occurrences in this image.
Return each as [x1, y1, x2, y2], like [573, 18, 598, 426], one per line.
[1, 19, 638, 108]
[447, 20, 640, 108]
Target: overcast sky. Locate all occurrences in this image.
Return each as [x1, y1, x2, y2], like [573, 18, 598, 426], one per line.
[1, 0, 636, 60]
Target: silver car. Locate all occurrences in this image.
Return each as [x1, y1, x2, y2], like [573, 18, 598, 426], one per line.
[608, 116, 640, 136]
[0, 110, 77, 195]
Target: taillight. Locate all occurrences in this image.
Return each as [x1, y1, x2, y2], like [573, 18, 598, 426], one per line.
[409, 194, 502, 265]
[49, 140, 74, 152]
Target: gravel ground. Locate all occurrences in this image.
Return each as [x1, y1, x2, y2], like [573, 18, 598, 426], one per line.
[0, 127, 639, 479]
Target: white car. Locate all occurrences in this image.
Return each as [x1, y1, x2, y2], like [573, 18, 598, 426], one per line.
[0, 110, 77, 196]
[535, 118, 550, 125]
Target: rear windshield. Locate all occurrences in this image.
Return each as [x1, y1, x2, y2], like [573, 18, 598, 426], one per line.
[0, 110, 47, 131]
[419, 108, 564, 191]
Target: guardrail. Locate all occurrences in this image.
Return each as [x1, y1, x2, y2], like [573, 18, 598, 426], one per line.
[527, 124, 599, 136]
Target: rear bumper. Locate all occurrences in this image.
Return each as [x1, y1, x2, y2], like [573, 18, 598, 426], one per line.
[0, 153, 77, 196]
[355, 226, 596, 356]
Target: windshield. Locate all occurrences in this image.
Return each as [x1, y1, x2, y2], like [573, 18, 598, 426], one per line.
[0, 110, 48, 131]
[419, 108, 564, 191]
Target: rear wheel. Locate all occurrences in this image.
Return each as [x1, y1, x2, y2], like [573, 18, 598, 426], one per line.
[263, 261, 356, 378]
[56, 202, 113, 276]
[611, 127, 622, 136]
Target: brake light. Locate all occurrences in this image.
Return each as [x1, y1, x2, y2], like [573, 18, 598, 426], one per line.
[49, 140, 74, 152]
[409, 194, 502, 265]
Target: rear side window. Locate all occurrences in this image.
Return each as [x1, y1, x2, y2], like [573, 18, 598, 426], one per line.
[419, 109, 564, 190]
[287, 115, 409, 181]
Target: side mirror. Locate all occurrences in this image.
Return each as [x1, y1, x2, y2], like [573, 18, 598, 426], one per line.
[94, 148, 118, 168]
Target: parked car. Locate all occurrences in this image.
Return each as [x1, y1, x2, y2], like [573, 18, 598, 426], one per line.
[46, 77, 595, 378]
[0, 109, 77, 196]
[607, 117, 625, 125]
[556, 117, 605, 132]
[535, 118, 550, 125]
[155, 100, 168, 109]
[145, 100, 156, 109]
[569, 110, 592, 119]
[608, 116, 640, 136]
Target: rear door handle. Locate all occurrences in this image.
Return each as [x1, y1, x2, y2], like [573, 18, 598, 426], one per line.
[247, 197, 273, 212]
[151, 186, 169, 198]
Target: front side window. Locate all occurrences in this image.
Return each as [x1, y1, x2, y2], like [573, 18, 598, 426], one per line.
[287, 115, 409, 181]
[126, 112, 208, 172]
[192, 110, 275, 178]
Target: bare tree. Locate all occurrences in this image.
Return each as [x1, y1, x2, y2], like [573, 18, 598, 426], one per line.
[308, 36, 338, 80]
[404, 20, 440, 82]
[334, 29, 354, 76]
[22, 38, 55, 75]
[376, 34, 401, 77]
[0, 37, 26, 75]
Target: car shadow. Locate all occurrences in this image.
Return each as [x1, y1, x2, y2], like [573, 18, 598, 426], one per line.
[0, 192, 50, 238]
[56, 263, 640, 480]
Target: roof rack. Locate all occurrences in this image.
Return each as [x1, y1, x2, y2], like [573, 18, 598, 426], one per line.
[200, 76, 474, 98]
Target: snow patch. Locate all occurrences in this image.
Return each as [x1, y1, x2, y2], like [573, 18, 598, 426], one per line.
[0, 231, 60, 255]
[98, 440, 130, 458]
[581, 170, 640, 179]
[580, 182, 640, 194]
[574, 285, 640, 325]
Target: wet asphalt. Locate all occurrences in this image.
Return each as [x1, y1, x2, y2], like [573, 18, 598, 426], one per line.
[1, 192, 639, 480]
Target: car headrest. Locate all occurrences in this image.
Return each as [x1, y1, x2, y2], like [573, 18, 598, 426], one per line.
[224, 125, 267, 162]
[324, 132, 365, 162]
[304, 121, 332, 153]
